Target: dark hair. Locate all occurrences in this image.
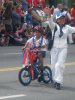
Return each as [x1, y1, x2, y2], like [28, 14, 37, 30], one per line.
[33, 29, 41, 33]
[33, 26, 44, 33]
[3, 3, 12, 19]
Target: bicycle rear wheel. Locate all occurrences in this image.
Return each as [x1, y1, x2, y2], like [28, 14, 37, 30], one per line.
[42, 66, 52, 84]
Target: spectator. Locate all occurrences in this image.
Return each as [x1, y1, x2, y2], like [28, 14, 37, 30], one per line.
[70, 3, 75, 26]
[27, 6, 41, 26]
[0, 29, 6, 46]
[26, 0, 39, 7]
[25, 8, 33, 25]
[16, 4, 25, 24]
[3, 1, 13, 33]
[26, 0, 32, 7]
[9, 24, 28, 46]
[62, 6, 72, 25]
[38, 0, 46, 9]
[30, 4, 47, 26]
[20, 0, 28, 11]
[3, 0, 10, 8]
[12, 5, 21, 32]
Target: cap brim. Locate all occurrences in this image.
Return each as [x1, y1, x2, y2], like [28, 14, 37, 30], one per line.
[56, 12, 66, 20]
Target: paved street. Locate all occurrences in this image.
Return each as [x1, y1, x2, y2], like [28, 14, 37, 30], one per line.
[0, 44, 75, 100]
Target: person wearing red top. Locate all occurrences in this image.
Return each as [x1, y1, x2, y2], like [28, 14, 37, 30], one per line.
[16, 4, 25, 16]
[70, 3, 75, 26]
[33, 0, 38, 6]
[26, 0, 32, 7]
[26, 0, 38, 7]
[39, 0, 46, 9]
[16, 4, 23, 15]
[26, 0, 46, 8]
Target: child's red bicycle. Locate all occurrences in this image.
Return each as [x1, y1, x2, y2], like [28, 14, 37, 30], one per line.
[18, 48, 52, 86]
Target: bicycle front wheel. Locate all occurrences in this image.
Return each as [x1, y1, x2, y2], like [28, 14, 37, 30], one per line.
[18, 67, 32, 86]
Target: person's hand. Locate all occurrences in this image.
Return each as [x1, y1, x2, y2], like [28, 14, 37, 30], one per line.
[72, 33, 75, 43]
[22, 47, 25, 51]
[43, 7, 51, 17]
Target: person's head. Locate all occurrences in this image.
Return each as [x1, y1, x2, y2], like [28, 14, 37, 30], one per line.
[33, 26, 44, 39]
[57, 3, 64, 12]
[56, 12, 66, 26]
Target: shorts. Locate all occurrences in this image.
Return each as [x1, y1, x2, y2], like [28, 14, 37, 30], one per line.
[41, 51, 46, 58]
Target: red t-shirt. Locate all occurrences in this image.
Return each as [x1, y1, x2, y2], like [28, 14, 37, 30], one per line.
[26, 0, 32, 6]
[39, 0, 46, 9]
[26, 0, 38, 6]
[71, 8, 75, 19]
[33, 0, 38, 6]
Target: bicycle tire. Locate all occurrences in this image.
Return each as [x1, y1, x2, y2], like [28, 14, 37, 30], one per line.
[18, 67, 32, 86]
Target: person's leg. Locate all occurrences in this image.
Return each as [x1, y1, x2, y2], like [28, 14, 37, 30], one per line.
[37, 51, 46, 82]
[40, 51, 46, 66]
[50, 48, 59, 82]
[54, 48, 67, 89]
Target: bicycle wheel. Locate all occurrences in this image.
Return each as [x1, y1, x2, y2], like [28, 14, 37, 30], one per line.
[18, 67, 32, 86]
[42, 66, 52, 84]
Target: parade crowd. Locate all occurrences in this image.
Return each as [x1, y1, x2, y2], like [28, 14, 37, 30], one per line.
[0, 0, 75, 46]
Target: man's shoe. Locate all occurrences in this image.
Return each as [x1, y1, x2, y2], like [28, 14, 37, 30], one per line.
[55, 83, 61, 90]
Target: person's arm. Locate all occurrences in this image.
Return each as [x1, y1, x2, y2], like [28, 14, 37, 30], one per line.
[22, 37, 33, 50]
[43, 7, 56, 30]
[12, 11, 21, 19]
[68, 25, 75, 34]
[48, 15, 56, 30]
[22, 41, 29, 50]
[41, 38, 47, 49]
[31, 10, 41, 22]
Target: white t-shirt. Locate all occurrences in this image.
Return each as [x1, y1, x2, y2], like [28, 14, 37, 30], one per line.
[26, 36, 47, 51]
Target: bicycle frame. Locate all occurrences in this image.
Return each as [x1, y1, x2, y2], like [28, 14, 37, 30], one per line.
[22, 48, 43, 80]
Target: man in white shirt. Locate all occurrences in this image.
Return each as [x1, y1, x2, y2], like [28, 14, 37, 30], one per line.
[44, 7, 75, 90]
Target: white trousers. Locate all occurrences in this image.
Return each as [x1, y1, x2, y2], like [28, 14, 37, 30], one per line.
[50, 47, 67, 84]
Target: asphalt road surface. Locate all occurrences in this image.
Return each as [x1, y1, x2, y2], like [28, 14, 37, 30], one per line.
[0, 44, 75, 100]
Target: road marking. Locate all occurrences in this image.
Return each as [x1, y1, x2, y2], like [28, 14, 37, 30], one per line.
[0, 61, 75, 72]
[3, 52, 21, 55]
[0, 67, 21, 72]
[0, 52, 21, 56]
[0, 94, 26, 100]
[65, 62, 75, 66]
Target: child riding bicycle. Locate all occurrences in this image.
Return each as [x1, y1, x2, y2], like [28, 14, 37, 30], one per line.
[22, 25, 47, 78]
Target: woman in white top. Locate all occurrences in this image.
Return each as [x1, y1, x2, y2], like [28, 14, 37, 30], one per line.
[44, 7, 75, 90]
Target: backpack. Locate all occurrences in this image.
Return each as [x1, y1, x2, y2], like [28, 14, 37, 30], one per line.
[45, 25, 57, 50]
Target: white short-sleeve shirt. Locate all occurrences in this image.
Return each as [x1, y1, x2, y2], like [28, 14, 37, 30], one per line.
[26, 36, 47, 51]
